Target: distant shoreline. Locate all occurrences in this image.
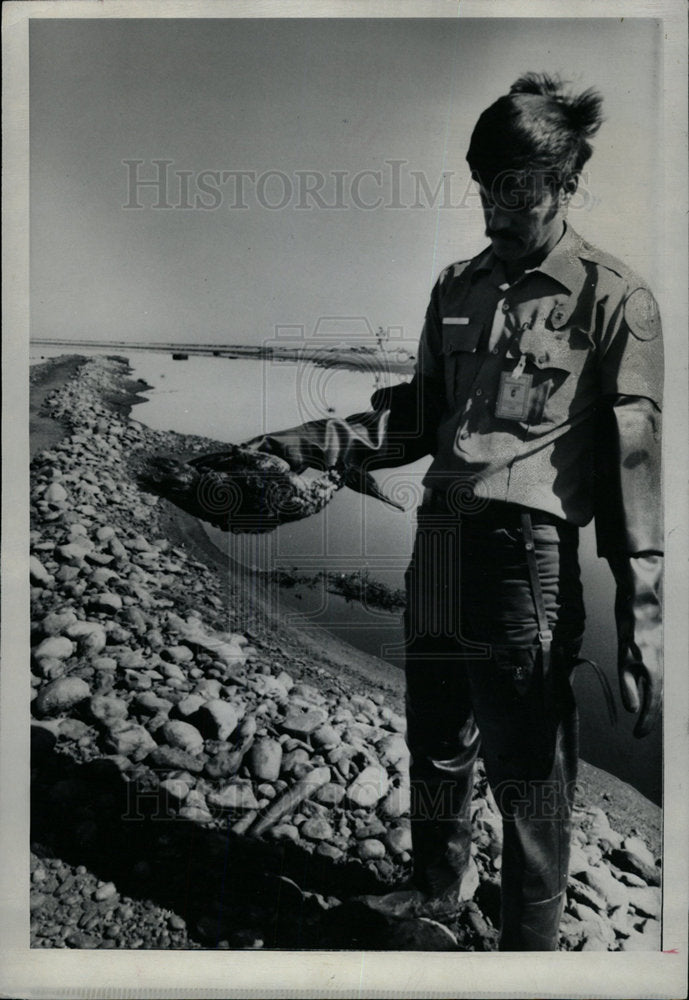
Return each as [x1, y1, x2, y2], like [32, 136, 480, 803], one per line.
[29, 338, 417, 375]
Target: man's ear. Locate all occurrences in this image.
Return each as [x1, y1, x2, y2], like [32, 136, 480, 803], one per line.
[560, 175, 579, 204]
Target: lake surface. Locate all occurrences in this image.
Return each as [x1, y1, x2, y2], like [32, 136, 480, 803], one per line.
[30, 345, 662, 804]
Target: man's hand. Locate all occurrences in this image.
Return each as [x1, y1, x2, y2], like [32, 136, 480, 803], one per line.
[617, 619, 663, 739]
[612, 554, 663, 739]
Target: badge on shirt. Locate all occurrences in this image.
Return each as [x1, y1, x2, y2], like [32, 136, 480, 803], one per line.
[495, 354, 532, 420]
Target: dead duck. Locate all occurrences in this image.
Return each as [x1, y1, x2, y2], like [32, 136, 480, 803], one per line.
[141, 445, 403, 534]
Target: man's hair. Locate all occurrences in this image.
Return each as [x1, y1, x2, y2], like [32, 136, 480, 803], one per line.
[466, 72, 604, 193]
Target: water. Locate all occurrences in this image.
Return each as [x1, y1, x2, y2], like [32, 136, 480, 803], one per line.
[30, 345, 662, 804]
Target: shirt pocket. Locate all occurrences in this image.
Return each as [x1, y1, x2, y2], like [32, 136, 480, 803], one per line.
[520, 329, 590, 426]
[442, 318, 484, 405]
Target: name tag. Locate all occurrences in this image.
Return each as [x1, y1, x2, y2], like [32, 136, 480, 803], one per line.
[442, 317, 470, 325]
[496, 371, 532, 420]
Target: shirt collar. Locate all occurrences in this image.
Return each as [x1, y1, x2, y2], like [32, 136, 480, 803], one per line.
[472, 223, 587, 295]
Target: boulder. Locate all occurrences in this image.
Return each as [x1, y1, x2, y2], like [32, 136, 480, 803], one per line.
[346, 765, 389, 809]
[160, 720, 204, 755]
[195, 700, 239, 742]
[30, 556, 53, 586]
[379, 784, 411, 819]
[104, 723, 157, 762]
[207, 782, 259, 811]
[301, 817, 334, 842]
[33, 636, 74, 662]
[34, 676, 90, 717]
[358, 838, 386, 861]
[248, 739, 283, 782]
[280, 705, 328, 738]
[376, 733, 409, 768]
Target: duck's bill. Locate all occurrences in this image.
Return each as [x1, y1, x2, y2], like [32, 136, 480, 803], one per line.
[344, 465, 405, 511]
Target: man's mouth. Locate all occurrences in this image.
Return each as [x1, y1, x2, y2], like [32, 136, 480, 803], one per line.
[487, 231, 519, 243]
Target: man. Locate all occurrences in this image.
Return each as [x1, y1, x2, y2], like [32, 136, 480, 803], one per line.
[246, 73, 663, 950]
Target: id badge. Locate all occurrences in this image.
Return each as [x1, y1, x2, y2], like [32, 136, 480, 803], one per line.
[496, 370, 532, 420]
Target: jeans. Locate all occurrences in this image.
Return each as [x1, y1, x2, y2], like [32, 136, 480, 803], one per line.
[404, 500, 584, 950]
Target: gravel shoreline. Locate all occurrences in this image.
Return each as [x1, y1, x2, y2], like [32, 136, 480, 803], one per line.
[28, 354, 662, 951]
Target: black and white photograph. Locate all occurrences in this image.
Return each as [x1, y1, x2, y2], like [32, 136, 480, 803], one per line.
[2, 1, 688, 997]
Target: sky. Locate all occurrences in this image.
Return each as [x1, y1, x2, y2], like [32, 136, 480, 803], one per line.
[30, 16, 663, 346]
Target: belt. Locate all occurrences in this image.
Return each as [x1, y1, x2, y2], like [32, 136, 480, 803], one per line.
[420, 489, 567, 529]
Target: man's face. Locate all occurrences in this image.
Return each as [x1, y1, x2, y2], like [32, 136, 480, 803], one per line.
[477, 173, 567, 263]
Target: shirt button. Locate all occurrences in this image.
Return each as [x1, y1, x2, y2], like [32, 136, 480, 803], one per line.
[502, 301, 510, 313]
[491, 346, 499, 355]
[475, 388, 483, 396]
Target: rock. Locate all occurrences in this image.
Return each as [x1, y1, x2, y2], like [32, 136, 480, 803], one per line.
[175, 694, 206, 717]
[34, 676, 90, 717]
[94, 882, 118, 902]
[376, 734, 409, 767]
[311, 724, 340, 749]
[387, 711, 406, 734]
[609, 904, 633, 938]
[386, 826, 412, 856]
[164, 645, 194, 664]
[40, 609, 79, 636]
[104, 724, 157, 762]
[207, 782, 259, 811]
[91, 656, 117, 672]
[346, 765, 389, 809]
[276, 670, 294, 692]
[58, 718, 92, 741]
[358, 838, 386, 861]
[616, 870, 648, 888]
[30, 556, 53, 585]
[65, 621, 107, 654]
[196, 700, 239, 741]
[316, 842, 344, 861]
[89, 694, 129, 727]
[610, 847, 661, 887]
[45, 482, 68, 503]
[458, 858, 480, 901]
[178, 804, 213, 825]
[33, 657, 66, 681]
[354, 816, 387, 839]
[315, 782, 346, 806]
[204, 748, 245, 779]
[160, 778, 190, 804]
[92, 592, 123, 613]
[380, 785, 411, 819]
[249, 675, 290, 701]
[582, 865, 630, 910]
[282, 748, 311, 774]
[248, 739, 283, 782]
[623, 836, 656, 869]
[160, 720, 204, 755]
[627, 885, 661, 919]
[291, 682, 324, 705]
[33, 636, 74, 662]
[147, 747, 206, 774]
[568, 877, 608, 914]
[619, 920, 661, 951]
[132, 692, 172, 717]
[280, 705, 328, 738]
[301, 817, 334, 842]
[270, 824, 300, 843]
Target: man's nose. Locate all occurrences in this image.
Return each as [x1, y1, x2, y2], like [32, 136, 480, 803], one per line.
[485, 204, 512, 232]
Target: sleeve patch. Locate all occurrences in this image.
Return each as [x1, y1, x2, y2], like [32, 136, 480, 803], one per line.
[624, 288, 661, 342]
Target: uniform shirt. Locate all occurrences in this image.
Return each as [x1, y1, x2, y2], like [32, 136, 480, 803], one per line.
[417, 223, 663, 527]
